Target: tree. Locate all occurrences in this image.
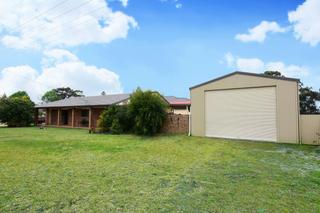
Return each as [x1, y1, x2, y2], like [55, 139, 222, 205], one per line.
[0, 91, 35, 127]
[264, 71, 283, 77]
[264, 71, 320, 114]
[299, 84, 320, 114]
[41, 90, 60, 102]
[128, 88, 167, 135]
[101, 91, 106, 96]
[42, 87, 84, 102]
[9, 91, 30, 99]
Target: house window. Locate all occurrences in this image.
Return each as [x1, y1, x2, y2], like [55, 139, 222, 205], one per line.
[81, 109, 89, 117]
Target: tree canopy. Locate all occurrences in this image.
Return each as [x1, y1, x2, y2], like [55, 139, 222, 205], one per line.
[0, 91, 35, 127]
[263, 71, 283, 77]
[41, 87, 84, 102]
[9, 91, 30, 99]
[299, 84, 320, 114]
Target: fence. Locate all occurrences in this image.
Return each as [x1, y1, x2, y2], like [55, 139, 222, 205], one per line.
[300, 115, 320, 145]
[161, 113, 189, 134]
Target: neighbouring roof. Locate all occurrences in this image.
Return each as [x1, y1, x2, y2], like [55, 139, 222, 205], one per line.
[189, 71, 300, 90]
[165, 96, 191, 106]
[35, 94, 190, 108]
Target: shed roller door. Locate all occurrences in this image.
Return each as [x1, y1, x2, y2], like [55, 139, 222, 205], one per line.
[205, 87, 277, 142]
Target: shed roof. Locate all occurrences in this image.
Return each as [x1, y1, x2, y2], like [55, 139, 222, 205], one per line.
[189, 71, 300, 90]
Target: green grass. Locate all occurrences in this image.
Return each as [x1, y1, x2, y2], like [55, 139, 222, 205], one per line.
[0, 128, 319, 212]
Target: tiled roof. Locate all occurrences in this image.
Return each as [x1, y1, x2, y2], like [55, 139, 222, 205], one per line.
[35, 93, 190, 108]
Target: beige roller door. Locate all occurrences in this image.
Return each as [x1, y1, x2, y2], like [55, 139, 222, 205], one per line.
[205, 87, 277, 142]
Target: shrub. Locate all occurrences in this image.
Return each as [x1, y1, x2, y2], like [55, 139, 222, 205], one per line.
[98, 105, 132, 134]
[128, 88, 168, 135]
[110, 118, 122, 134]
[0, 92, 35, 127]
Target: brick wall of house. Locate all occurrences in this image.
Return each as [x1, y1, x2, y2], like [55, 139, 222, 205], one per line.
[73, 108, 104, 128]
[45, 107, 189, 133]
[74, 108, 88, 127]
[46, 109, 50, 125]
[92, 108, 104, 128]
[51, 110, 58, 125]
[161, 113, 189, 134]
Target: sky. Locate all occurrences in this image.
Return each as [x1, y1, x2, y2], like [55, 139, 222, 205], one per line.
[0, 0, 319, 101]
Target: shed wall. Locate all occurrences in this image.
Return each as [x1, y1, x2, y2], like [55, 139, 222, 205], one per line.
[190, 73, 299, 143]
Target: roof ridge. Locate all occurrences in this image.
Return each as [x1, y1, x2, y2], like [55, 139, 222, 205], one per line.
[190, 71, 299, 90]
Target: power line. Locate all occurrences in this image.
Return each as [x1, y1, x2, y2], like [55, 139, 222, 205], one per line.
[11, 0, 70, 32]
[44, 8, 108, 45]
[11, 0, 94, 34]
[22, 5, 106, 42]
[16, 5, 109, 47]
[2, 0, 126, 48]
[44, 0, 94, 23]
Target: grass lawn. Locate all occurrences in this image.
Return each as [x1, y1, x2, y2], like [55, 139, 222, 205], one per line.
[0, 128, 319, 212]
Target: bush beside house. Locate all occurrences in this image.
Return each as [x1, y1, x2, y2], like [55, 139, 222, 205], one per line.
[129, 88, 167, 135]
[98, 105, 133, 134]
[98, 88, 167, 135]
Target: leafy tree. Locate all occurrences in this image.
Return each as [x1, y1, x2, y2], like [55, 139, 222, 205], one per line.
[9, 91, 30, 99]
[42, 87, 84, 102]
[41, 90, 60, 102]
[264, 71, 283, 77]
[0, 92, 35, 127]
[128, 88, 167, 135]
[264, 71, 320, 114]
[299, 84, 320, 114]
[98, 105, 132, 134]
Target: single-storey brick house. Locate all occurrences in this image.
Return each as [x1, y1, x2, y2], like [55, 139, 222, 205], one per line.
[35, 94, 190, 129]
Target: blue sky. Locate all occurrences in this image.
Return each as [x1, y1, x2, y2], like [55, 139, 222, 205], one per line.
[0, 0, 319, 101]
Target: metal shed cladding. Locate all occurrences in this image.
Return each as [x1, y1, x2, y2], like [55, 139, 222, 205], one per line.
[190, 72, 300, 144]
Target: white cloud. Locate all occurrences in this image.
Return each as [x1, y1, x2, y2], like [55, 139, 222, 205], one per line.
[119, 0, 128, 7]
[42, 49, 78, 66]
[0, 65, 41, 99]
[224, 52, 235, 67]
[265, 62, 309, 77]
[0, 0, 137, 50]
[222, 53, 309, 78]
[235, 21, 287, 43]
[236, 58, 265, 73]
[175, 3, 182, 9]
[2, 35, 40, 49]
[288, 0, 320, 46]
[0, 49, 122, 101]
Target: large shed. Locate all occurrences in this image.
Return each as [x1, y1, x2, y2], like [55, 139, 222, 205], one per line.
[190, 71, 300, 143]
